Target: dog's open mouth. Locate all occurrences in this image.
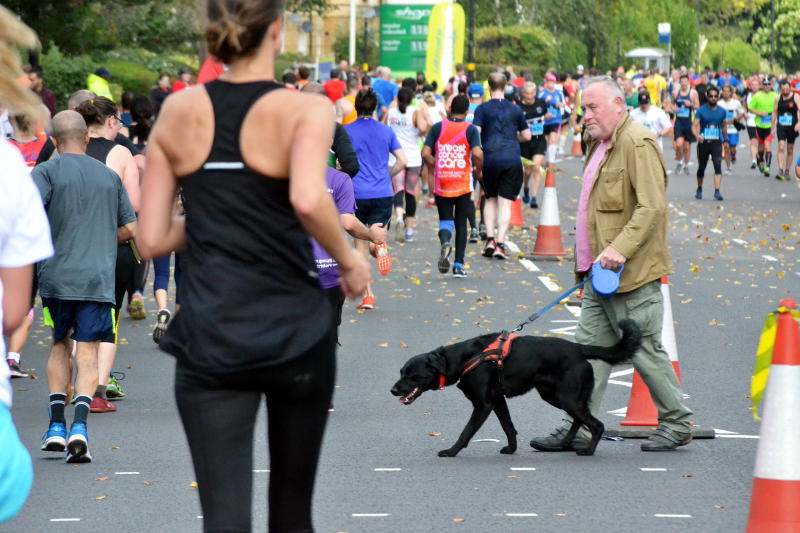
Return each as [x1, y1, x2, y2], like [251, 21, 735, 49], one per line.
[399, 387, 420, 405]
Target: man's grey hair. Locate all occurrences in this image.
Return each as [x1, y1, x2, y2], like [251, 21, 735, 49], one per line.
[582, 76, 625, 102]
[67, 90, 96, 110]
[522, 81, 537, 93]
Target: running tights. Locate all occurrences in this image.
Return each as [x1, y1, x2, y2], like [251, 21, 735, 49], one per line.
[696, 140, 722, 178]
[174, 330, 336, 533]
[435, 193, 471, 264]
[153, 253, 182, 305]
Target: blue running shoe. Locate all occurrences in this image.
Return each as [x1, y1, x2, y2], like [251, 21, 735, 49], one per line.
[694, 187, 702, 200]
[66, 423, 92, 463]
[41, 422, 67, 452]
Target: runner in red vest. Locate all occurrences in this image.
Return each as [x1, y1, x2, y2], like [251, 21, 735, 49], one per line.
[422, 95, 483, 278]
[7, 113, 46, 168]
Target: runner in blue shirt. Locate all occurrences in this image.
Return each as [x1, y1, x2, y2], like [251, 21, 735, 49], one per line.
[691, 85, 727, 201]
[537, 74, 565, 164]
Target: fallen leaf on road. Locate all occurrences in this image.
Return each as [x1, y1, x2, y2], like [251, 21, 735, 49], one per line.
[399, 342, 408, 348]
[378, 343, 389, 348]
[452, 518, 465, 522]
[95, 477, 108, 481]
[682, 474, 694, 478]
[681, 298, 692, 304]
[506, 475, 520, 479]
[95, 496, 107, 501]
[143, 481, 156, 486]
[189, 481, 198, 488]
[713, 505, 725, 510]
[110, 446, 120, 450]
[555, 513, 567, 517]
[427, 432, 441, 437]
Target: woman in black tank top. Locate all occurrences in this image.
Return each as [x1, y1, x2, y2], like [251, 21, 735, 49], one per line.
[137, 1, 369, 531]
[775, 80, 800, 180]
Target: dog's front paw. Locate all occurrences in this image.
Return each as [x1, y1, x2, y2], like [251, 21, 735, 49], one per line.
[499, 445, 517, 454]
[575, 447, 595, 456]
[438, 448, 459, 457]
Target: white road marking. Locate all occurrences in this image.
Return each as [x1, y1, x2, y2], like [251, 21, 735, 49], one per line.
[197, 516, 203, 519]
[253, 469, 270, 473]
[352, 513, 390, 517]
[714, 428, 737, 434]
[565, 304, 581, 318]
[710, 228, 723, 234]
[549, 325, 577, 335]
[608, 380, 632, 388]
[506, 513, 539, 517]
[471, 438, 500, 443]
[518, 258, 540, 272]
[551, 319, 578, 323]
[538, 276, 561, 292]
[374, 468, 402, 472]
[640, 468, 668, 472]
[690, 219, 704, 226]
[505, 241, 521, 254]
[607, 407, 627, 415]
[610, 368, 634, 378]
[732, 238, 748, 245]
[655, 514, 692, 518]
[717, 434, 760, 439]
[675, 211, 687, 217]
[762, 255, 778, 262]
[510, 467, 537, 471]
[114, 472, 139, 475]
[50, 518, 81, 522]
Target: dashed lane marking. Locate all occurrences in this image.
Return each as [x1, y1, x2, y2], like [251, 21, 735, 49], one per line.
[510, 467, 537, 471]
[472, 438, 500, 443]
[518, 258, 540, 272]
[50, 518, 81, 522]
[607, 380, 632, 388]
[538, 276, 561, 292]
[732, 238, 747, 245]
[114, 472, 139, 475]
[640, 468, 668, 472]
[610, 368, 634, 378]
[352, 513, 390, 518]
[253, 469, 270, 473]
[690, 219, 704, 226]
[549, 325, 577, 336]
[717, 434, 759, 439]
[505, 240, 521, 254]
[374, 468, 402, 472]
[710, 228, 723, 234]
[565, 304, 581, 318]
[655, 514, 692, 518]
[762, 255, 778, 262]
[505, 513, 539, 517]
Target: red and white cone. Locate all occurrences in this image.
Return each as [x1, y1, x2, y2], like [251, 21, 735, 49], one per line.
[746, 298, 800, 533]
[620, 277, 681, 426]
[530, 165, 567, 257]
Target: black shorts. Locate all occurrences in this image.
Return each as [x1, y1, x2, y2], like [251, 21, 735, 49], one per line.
[482, 165, 523, 200]
[42, 298, 114, 343]
[324, 286, 345, 330]
[355, 197, 392, 227]
[543, 124, 560, 136]
[674, 120, 695, 142]
[777, 125, 798, 143]
[520, 137, 547, 159]
[756, 127, 773, 143]
[747, 126, 757, 140]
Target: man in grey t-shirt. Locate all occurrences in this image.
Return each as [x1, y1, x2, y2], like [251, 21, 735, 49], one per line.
[32, 111, 136, 464]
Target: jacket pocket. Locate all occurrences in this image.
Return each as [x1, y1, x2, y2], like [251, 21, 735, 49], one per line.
[596, 167, 624, 212]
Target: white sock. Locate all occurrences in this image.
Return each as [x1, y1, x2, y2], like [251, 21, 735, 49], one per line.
[547, 145, 558, 163]
[7, 352, 20, 363]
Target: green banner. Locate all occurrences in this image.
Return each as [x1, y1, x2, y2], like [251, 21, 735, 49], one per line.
[380, 4, 434, 75]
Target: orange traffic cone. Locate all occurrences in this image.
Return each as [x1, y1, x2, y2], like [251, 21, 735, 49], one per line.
[509, 198, 525, 227]
[570, 132, 583, 156]
[530, 165, 567, 258]
[746, 299, 800, 533]
[621, 277, 682, 426]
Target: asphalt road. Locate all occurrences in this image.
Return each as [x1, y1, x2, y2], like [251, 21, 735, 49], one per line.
[6, 139, 799, 533]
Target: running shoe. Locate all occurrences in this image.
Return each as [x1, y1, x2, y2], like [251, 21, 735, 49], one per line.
[479, 223, 487, 241]
[758, 161, 765, 174]
[492, 243, 508, 260]
[776, 172, 789, 181]
[674, 161, 683, 174]
[694, 187, 702, 200]
[482, 238, 496, 257]
[41, 421, 67, 452]
[764, 165, 770, 177]
[724, 168, 732, 176]
[452, 264, 467, 278]
[750, 160, 757, 169]
[529, 197, 538, 209]
[66, 423, 92, 464]
[732, 154, 737, 164]
[714, 190, 724, 201]
[468, 228, 479, 243]
[683, 163, 690, 175]
[374, 242, 391, 275]
[106, 372, 126, 399]
[7, 359, 28, 378]
[522, 190, 531, 204]
[395, 220, 405, 243]
[357, 295, 375, 310]
[153, 309, 171, 343]
[437, 243, 452, 274]
[404, 229, 415, 242]
[127, 294, 146, 320]
[90, 396, 117, 413]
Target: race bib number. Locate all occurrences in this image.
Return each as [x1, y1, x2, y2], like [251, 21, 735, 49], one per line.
[761, 114, 771, 125]
[779, 114, 793, 126]
[703, 127, 720, 140]
[547, 107, 558, 117]
[726, 110, 734, 120]
[530, 122, 544, 135]
[677, 107, 690, 118]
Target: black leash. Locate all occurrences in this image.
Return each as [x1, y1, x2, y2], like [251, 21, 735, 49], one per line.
[510, 275, 592, 333]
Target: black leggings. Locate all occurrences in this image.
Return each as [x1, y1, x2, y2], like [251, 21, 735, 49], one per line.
[697, 140, 722, 178]
[392, 191, 417, 218]
[435, 193, 471, 264]
[174, 330, 336, 533]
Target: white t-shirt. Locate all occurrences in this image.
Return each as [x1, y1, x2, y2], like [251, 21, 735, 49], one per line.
[0, 141, 53, 407]
[387, 106, 422, 168]
[426, 101, 447, 125]
[746, 93, 757, 127]
[629, 106, 671, 150]
[718, 97, 744, 133]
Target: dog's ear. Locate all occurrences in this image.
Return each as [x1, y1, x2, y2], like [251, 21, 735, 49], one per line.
[427, 349, 447, 375]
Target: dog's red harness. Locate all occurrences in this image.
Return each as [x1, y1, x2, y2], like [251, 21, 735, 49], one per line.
[437, 331, 519, 390]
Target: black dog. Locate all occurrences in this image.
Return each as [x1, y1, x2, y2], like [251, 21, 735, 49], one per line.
[390, 319, 641, 457]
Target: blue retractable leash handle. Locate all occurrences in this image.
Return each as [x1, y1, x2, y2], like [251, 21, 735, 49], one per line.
[511, 263, 624, 333]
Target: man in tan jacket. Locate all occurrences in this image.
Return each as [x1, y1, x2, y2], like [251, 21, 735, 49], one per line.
[531, 76, 693, 453]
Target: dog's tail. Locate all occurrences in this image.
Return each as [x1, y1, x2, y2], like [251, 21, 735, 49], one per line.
[581, 319, 642, 365]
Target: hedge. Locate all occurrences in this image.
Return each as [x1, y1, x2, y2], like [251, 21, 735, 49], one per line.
[474, 25, 558, 78]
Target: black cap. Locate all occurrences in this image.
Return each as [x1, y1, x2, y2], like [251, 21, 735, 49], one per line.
[638, 92, 650, 105]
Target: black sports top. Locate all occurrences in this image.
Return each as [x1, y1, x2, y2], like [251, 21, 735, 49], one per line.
[86, 137, 116, 165]
[777, 94, 798, 127]
[159, 79, 333, 372]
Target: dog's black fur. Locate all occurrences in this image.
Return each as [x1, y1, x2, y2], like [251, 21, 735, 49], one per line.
[391, 319, 642, 457]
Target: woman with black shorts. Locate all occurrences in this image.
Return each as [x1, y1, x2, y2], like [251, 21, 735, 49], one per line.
[137, 1, 370, 531]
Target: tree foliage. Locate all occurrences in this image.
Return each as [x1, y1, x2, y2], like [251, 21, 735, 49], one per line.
[751, 0, 800, 71]
[474, 25, 557, 76]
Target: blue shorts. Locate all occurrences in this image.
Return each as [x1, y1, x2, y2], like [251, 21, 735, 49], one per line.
[41, 298, 114, 342]
[725, 133, 739, 146]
